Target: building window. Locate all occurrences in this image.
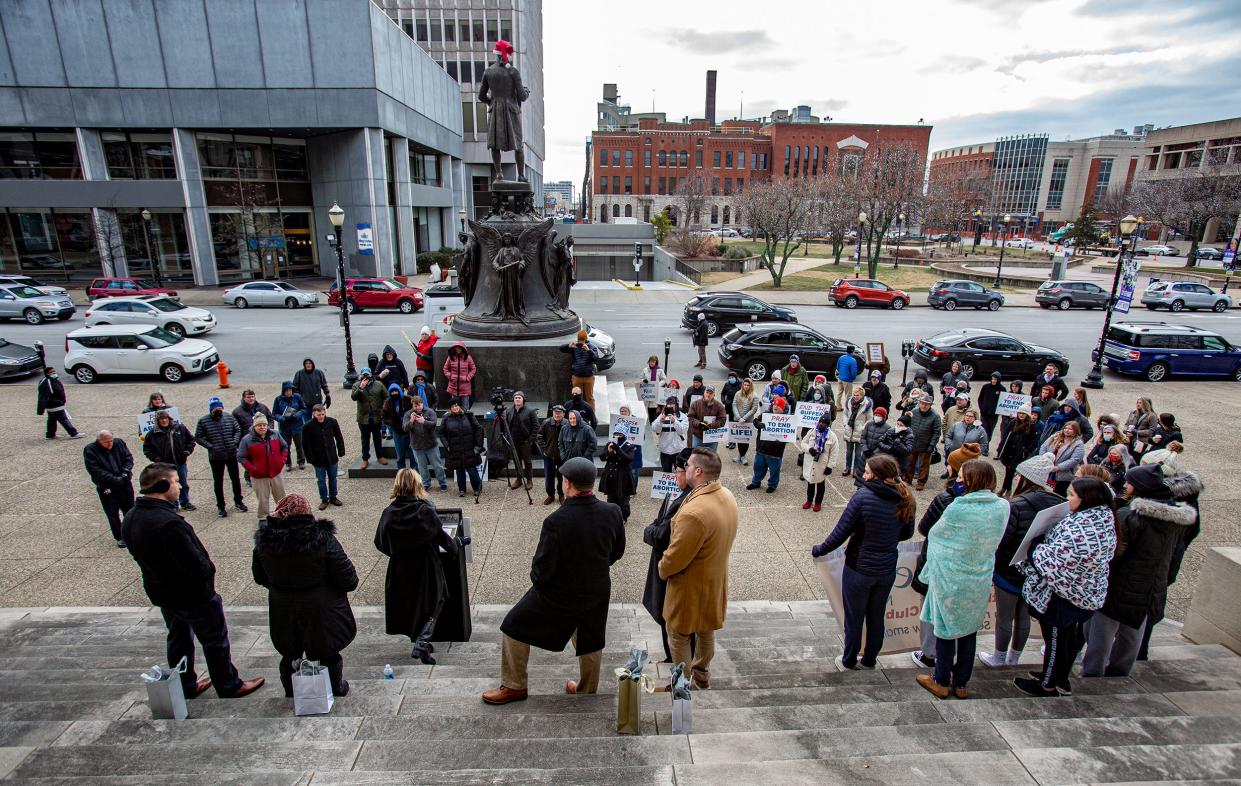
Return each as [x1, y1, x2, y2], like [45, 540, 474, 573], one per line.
[738, 152, 746, 170]
[600, 177, 608, 193]
[410, 150, 440, 187]
[429, 20, 442, 42]
[812, 146, 819, 176]
[462, 102, 474, 133]
[643, 204, 651, 222]
[723, 206, 730, 225]
[460, 61, 472, 82]
[613, 204, 620, 218]
[486, 18, 499, 41]
[474, 61, 485, 84]
[643, 176, 651, 194]
[679, 150, 688, 166]
[658, 150, 666, 166]
[403, 21, 414, 38]
[0, 208, 100, 279]
[500, 18, 512, 41]
[624, 204, 633, 217]
[737, 178, 744, 192]
[475, 104, 487, 135]
[117, 208, 194, 282]
[710, 205, 719, 224]
[711, 177, 719, 195]
[723, 177, 732, 196]
[416, 20, 428, 41]
[611, 150, 620, 166]
[599, 148, 607, 167]
[695, 150, 703, 167]
[0, 133, 82, 179]
[725, 151, 733, 168]
[599, 204, 608, 222]
[759, 153, 767, 170]
[624, 176, 632, 194]
[472, 20, 484, 42]
[668, 177, 676, 192]
[658, 176, 666, 194]
[612, 176, 620, 192]
[443, 18, 455, 41]
[793, 146, 800, 177]
[643, 150, 651, 166]
[102, 132, 176, 179]
[784, 145, 791, 176]
[624, 150, 633, 167]
[1046, 158, 1069, 211]
[459, 21, 470, 42]
[713, 151, 721, 167]
[1092, 158, 1114, 204]
[446, 61, 458, 81]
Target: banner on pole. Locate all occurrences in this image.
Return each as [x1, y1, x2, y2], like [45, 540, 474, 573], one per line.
[1114, 256, 1142, 315]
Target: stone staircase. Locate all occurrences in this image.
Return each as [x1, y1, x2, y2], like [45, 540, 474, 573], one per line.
[1, 603, 1238, 784]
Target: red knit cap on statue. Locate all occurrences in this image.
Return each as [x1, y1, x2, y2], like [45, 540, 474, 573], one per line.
[493, 39, 514, 64]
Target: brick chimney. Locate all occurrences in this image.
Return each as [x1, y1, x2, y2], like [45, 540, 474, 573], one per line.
[705, 70, 717, 125]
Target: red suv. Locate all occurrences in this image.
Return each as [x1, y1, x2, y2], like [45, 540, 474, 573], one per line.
[327, 278, 424, 314]
[829, 278, 909, 310]
[87, 278, 178, 299]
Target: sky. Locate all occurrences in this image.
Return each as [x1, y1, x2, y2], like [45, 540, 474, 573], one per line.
[540, 0, 1241, 182]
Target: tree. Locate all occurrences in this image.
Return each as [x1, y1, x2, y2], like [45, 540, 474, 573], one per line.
[924, 168, 991, 252]
[809, 173, 858, 265]
[650, 208, 673, 244]
[1131, 165, 1241, 266]
[737, 178, 815, 287]
[1064, 204, 1102, 249]
[854, 141, 927, 277]
[93, 209, 126, 279]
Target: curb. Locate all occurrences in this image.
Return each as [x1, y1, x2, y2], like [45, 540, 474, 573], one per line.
[663, 279, 701, 291]
[611, 278, 643, 291]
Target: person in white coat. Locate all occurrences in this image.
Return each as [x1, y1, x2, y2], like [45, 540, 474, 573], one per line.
[650, 396, 689, 472]
[798, 414, 840, 512]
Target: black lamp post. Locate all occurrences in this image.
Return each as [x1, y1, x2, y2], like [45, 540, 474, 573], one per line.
[140, 209, 163, 288]
[993, 214, 1010, 288]
[1082, 214, 1142, 390]
[894, 212, 904, 270]
[328, 202, 358, 388]
[855, 210, 866, 276]
[972, 209, 983, 253]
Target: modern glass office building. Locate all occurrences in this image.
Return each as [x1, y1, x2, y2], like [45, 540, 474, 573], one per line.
[0, 0, 467, 286]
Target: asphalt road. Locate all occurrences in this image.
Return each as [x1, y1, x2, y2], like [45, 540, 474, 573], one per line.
[3, 298, 1241, 389]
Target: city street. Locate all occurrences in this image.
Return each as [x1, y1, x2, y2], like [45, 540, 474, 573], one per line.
[4, 294, 1241, 389]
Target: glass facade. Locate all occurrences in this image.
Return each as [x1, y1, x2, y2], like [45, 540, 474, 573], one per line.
[991, 135, 1048, 217]
[1046, 158, 1070, 211]
[0, 133, 82, 179]
[102, 133, 176, 179]
[0, 209, 98, 280]
[1092, 158, 1114, 205]
[116, 210, 192, 283]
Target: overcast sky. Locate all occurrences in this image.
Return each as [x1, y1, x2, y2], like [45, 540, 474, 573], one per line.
[540, 0, 1241, 182]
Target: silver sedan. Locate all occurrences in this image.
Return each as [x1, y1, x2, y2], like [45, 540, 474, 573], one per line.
[222, 281, 319, 309]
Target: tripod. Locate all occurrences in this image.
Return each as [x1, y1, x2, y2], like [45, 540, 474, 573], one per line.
[491, 407, 534, 505]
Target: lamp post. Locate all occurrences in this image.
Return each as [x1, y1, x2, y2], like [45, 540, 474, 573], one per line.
[993, 214, 1010, 288]
[458, 208, 467, 235]
[972, 209, 983, 253]
[894, 212, 904, 270]
[328, 202, 358, 388]
[140, 209, 163, 288]
[1082, 214, 1142, 390]
[855, 210, 867, 277]
[632, 241, 643, 289]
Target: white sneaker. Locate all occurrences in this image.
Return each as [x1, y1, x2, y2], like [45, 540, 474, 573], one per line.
[732, 456, 743, 464]
[741, 458, 749, 465]
[1006, 650, 1023, 665]
[978, 650, 1006, 667]
[834, 654, 855, 672]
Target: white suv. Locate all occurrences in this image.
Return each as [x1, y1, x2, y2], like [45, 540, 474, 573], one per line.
[65, 325, 220, 384]
[83, 295, 216, 337]
[0, 274, 70, 298]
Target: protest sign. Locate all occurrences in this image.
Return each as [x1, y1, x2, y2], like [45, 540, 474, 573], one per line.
[138, 407, 181, 439]
[760, 412, 796, 442]
[650, 471, 680, 499]
[796, 401, 833, 428]
[728, 422, 755, 445]
[703, 425, 729, 444]
[995, 392, 1031, 417]
[639, 383, 658, 402]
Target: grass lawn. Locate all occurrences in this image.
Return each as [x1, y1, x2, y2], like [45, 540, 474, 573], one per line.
[746, 262, 946, 292]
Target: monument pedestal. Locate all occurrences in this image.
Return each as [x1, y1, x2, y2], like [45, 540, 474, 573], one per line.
[433, 333, 577, 406]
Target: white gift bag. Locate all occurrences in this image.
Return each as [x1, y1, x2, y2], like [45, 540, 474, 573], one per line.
[140, 655, 188, 720]
[672, 695, 693, 734]
[292, 659, 334, 716]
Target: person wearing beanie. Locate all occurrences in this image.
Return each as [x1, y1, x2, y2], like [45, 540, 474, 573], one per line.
[681, 374, 706, 412]
[862, 370, 891, 414]
[948, 442, 982, 474]
[1139, 440, 1184, 474]
[351, 368, 387, 470]
[858, 405, 894, 484]
[875, 411, 914, 468]
[841, 388, 873, 477]
[271, 381, 309, 471]
[782, 355, 809, 401]
[142, 409, 196, 511]
[194, 395, 246, 518]
[536, 404, 569, 504]
[940, 393, 973, 470]
[976, 371, 1003, 450]
[748, 396, 789, 492]
[939, 361, 971, 413]
[483, 456, 625, 704]
[408, 371, 438, 412]
[600, 423, 637, 521]
[898, 372, 933, 412]
[414, 326, 439, 376]
[692, 312, 710, 368]
[236, 413, 288, 520]
[561, 330, 598, 409]
[1082, 463, 1198, 679]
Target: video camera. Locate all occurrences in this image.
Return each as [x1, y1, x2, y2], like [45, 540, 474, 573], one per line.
[490, 385, 515, 410]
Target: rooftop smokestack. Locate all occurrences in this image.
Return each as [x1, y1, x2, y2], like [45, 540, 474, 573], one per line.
[705, 70, 717, 125]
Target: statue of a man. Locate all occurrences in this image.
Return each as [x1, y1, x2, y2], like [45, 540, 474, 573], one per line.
[478, 39, 529, 182]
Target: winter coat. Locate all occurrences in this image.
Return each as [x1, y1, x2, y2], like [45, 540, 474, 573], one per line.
[1034, 373, 1069, 401]
[720, 377, 742, 413]
[941, 405, 971, 444]
[84, 438, 134, 490]
[407, 379, 438, 412]
[121, 497, 215, 610]
[374, 345, 409, 389]
[753, 415, 788, 459]
[681, 384, 707, 413]
[1021, 505, 1117, 614]
[1101, 497, 1198, 628]
[835, 353, 860, 383]
[375, 496, 457, 640]
[236, 428, 288, 479]
[1124, 410, 1157, 446]
[414, 334, 439, 373]
[501, 494, 625, 653]
[36, 376, 68, 414]
[977, 382, 1003, 421]
[642, 489, 689, 624]
[536, 417, 565, 462]
[504, 404, 540, 445]
[993, 490, 1065, 591]
[840, 395, 873, 443]
[898, 380, 933, 411]
[798, 426, 840, 483]
[813, 480, 915, 577]
[659, 482, 739, 633]
[564, 396, 598, 429]
[252, 514, 357, 658]
[918, 491, 1010, 640]
[194, 412, 242, 461]
[557, 420, 596, 462]
[940, 371, 970, 407]
[292, 361, 329, 408]
[142, 422, 195, 465]
[732, 392, 760, 424]
[350, 379, 386, 425]
[912, 482, 964, 595]
[651, 410, 688, 455]
[302, 416, 346, 468]
[877, 428, 913, 466]
[560, 342, 596, 377]
[945, 421, 989, 455]
[908, 406, 942, 452]
[437, 410, 483, 471]
[692, 321, 709, 347]
[687, 397, 727, 441]
[860, 420, 894, 458]
[782, 364, 810, 401]
[1041, 435, 1085, 481]
[998, 421, 1039, 467]
[271, 391, 308, 436]
[231, 400, 272, 434]
[600, 438, 637, 499]
[1148, 426, 1182, 451]
[381, 390, 415, 429]
[442, 344, 477, 398]
[862, 379, 891, 413]
[403, 407, 439, 452]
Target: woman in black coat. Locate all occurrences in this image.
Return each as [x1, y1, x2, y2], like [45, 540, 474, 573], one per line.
[437, 398, 484, 498]
[997, 409, 1040, 496]
[375, 469, 459, 664]
[252, 493, 358, 697]
[599, 429, 637, 521]
[643, 448, 691, 662]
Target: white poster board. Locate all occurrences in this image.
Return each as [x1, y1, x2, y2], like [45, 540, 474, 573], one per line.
[611, 415, 644, 442]
[761, 412, 797, 442]
[796, 401, 833, 428]
[138, 407, 182, 439]
[639, 382, 658, 402]
[703, 425, 729, 443]
[728, 422, 755, 445]
[995, 392, 1032, 417]
[650, 471, 680, 499]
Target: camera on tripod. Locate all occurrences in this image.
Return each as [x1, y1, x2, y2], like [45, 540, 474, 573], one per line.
[490, 386, 515, 409]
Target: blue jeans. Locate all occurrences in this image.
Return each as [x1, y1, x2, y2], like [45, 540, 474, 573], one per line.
[751, 452, 781, 489]
[176, 463, 191, 507]
[392, 433, 412, 469]
[692, 434, 719, 452]
[934, 632, 978, 688]
[413, 446, 448, 488]
[843, 441, 863, 473]
[314, 464, 338, 502]
[840, 566, 896, 668]
[455, 466, 481, 494]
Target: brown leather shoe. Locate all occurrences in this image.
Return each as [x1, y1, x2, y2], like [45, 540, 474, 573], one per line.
[916, 673, 951, 699]
[481, 686, 528, 705]
[227, 677, 265, 698]
[543, 495, 554, 505]
[377, 457, 389, 465]
[189, 676, 212, 699]
[525, 479, 533, 491]
[953, 686, 971, 699]
[360, 459, 369, 470]
[565, 679, 578, 694]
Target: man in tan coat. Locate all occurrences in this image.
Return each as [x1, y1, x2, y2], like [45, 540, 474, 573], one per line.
[658, 447, 739, 688]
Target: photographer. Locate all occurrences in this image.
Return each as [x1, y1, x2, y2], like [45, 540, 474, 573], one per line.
[438, 398, 484, 498]
[404, 396, 447, 492]
[560, 329, 597, 410]
[651, 396, 689, 471]
[600, 426, 637, 521]
[536, 405, 567, 505]
[503, 391, 539, 491]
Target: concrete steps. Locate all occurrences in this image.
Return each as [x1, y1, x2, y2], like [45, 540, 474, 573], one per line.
[0, 603, 1238, 784]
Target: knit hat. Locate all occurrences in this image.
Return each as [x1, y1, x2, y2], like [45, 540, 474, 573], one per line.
[576, 329, 588, 342]
[272, 493, 312, 519]
[252, 413, 269, 427]
[1126, 463, 1173, 500]
[560, 456, 597, 488]
[813, 375, 827, 384]
[772, 396, 787, 411]
[1016, 402, 1032, 416]
[414, 371, 427, 381]
[693, 374, 703, 382]
[897, 413, 912, 427]
[788, 354, 800, 364]
[1015, 453, 1055, 491]
[874, 406, 888, 420]
[771, 370, 782, 380]
[948, 442, 981, 471]
[990, 370, 1002, 380]
[1140, 447, 1182, 474]
[420, 326, 431, 337]
[208, 396, 223, 413]
[705, 385, 716, 393]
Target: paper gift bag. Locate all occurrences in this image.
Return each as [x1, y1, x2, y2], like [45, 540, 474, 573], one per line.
[615, 667, 642, 734]
[140, 656, 188, 720]
[672, 694, 693, 734]
[292, 659, 334, 716]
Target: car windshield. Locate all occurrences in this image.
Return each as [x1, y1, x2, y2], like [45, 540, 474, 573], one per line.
[145, 297, 183, 313]
[5, 285, 44, 298]
[139, 327, 183, 348]
[275, 282, 298, 291]
[383, 279, 404, 290]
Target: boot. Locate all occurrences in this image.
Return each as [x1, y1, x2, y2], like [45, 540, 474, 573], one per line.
[411, 618, 437, 665]
[543, 495, 554, 505]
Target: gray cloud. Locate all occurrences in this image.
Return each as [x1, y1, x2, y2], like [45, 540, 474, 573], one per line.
[995, 45, 1159, 76]
[658, 28, 776, 54]
[1079, 0, 1241, 24]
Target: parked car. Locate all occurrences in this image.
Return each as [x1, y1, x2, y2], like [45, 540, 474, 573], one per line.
[1097, 321, 1241, 382]
[926, 280, 1005, 311]
[1005, 237, 1037, 249]
[929, 232, 960, 243]
[718, 323, 865, 382]
[223, 280, 320, 309]
[1194, 247, 1224, 261]
[914, 328, 1068, 380]
[715, 227, 741, 238]
[326, 278, 424, 314]
[1136, 244, 1179, 257]
[0, 283, 76, 324]
[84, 295, 216, 337]
[681, 292, 796, 337]
[0, 338, 43, 380]
[0, 274, 69, 298]
[1141, 281, 1231, 313]
[86, 278, 178, 299]
[65, 325, 219, 384]
[828, 278, 910, 310]
[1035, 280, 1111, 310]
[582, 321, 617, 372]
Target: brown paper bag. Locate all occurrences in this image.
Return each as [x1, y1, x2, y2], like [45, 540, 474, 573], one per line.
[615, 667, 641, 735]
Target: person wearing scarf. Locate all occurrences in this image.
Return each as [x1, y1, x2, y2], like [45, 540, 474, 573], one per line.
[798, 414, 840, 512]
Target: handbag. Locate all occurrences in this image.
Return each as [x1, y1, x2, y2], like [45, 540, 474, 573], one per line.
[140, 655, 188, 720]
[292, 659, 335, 716]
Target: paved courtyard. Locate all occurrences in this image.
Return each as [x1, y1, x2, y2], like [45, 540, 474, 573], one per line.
[0, 379, 1233, 621]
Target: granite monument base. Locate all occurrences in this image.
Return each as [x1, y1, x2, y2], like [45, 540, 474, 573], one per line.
[433, 334, 578, 406]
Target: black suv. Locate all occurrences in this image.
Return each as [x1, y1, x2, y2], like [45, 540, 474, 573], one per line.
[682, 292, 796, 337]
[718, 323, 864, 381]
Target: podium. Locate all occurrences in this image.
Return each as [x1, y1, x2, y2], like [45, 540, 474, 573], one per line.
[433, 509, 472, 642]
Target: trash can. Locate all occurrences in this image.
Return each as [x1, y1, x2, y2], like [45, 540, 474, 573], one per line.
[432, 509, 472, 642]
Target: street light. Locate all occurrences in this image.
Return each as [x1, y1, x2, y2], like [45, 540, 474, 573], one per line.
[972, 209, 983, 253]
[1082, 214, 1143, 390]
[894, 212, 905, 270]
[328, 202, 358, 388]
[855, 211, 867, 276]
[458, 208, 467, 235]
[632, 241, 643, 289]
[993, 213, 1011, 288]
[140, 208, 163, 289]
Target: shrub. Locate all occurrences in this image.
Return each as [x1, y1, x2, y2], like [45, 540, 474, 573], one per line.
[724, 245, 751, 260]
[415, 247, 459, 274]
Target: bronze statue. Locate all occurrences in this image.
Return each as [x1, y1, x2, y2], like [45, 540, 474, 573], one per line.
[479, 40, 529, 182]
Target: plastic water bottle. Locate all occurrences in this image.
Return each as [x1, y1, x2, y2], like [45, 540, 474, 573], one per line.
[383, 664, 395, 680]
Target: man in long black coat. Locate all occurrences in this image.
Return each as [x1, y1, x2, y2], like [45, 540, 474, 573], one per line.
[643, 447, 692, 662]
[84, 430, 134, 547]
[482, 457, 625, 704]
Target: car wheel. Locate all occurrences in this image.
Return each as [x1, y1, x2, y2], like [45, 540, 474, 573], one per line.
[160, 363, 186, 383]
[1233, 365, 1241, 382]
[987, 299, 1002, 311]
[285, 297, 299, 309]
[1145, 362, 1169, 382]
[745, 360, 769, 380]
[943, 299, 957, 312]
[844, 295, 859, 309]
[164, 323, 185, 338]
[1057, 298, 1072, 310]
[1170, 299, 1185, 312]
[71, 365, 96, 384]
[1213, 300, 1229, 313]
[346, 299, 359, 314]
[398, 299, 416, 314]
[960, 362, 977, 379]
[704, 320, 720, 337]
[234, 297, 249, 309]
[22, 308, 44, 325]
[891, 298, 906, 311]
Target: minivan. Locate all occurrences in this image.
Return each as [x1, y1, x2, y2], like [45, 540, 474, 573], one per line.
[1097, 321, 1241, 381]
